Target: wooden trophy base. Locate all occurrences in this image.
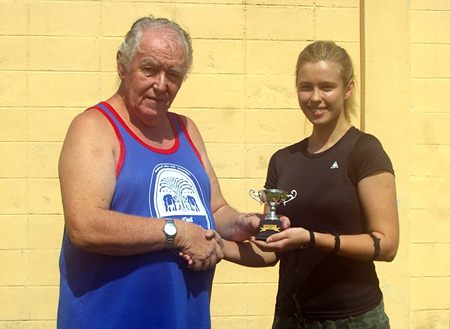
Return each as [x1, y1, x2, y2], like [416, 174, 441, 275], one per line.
[255, 219, 282, 241]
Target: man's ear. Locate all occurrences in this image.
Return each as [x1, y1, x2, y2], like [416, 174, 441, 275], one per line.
[117, 51, 126, 79]
[344, 80, 354, 100]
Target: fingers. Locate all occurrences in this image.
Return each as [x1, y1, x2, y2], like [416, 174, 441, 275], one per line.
[279, 215, 291, 230]
[252, 227, 310, 253]
[266, 231, 288, 243]
[180, 227, 224, 271]
[209, 230, 224, 248]
[204, 230, 215, 239]
[251, 237, 279, 252]
[251, 230, 296, 252]
[232, 213, 262, 242]
[188, 244, 223, 271]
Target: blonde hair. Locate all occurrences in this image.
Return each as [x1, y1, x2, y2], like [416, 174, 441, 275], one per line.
[295, 41, 356, 122]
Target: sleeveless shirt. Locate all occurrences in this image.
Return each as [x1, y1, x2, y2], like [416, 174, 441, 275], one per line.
[58, 102, 215, 329]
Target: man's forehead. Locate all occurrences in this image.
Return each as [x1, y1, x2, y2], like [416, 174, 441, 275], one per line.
[139, 30, 183, 54]
[136, 45, 185, 75]
[140, 28, 180, 47]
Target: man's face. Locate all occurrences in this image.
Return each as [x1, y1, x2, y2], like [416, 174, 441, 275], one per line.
[119, 29, 186, 126]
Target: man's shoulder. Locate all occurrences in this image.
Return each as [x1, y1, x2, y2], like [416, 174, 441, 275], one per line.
[64, 106, 119, 146]
[72, 107, 112, 129]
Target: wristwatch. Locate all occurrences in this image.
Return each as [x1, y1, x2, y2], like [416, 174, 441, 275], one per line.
[162, 219, 177, 249]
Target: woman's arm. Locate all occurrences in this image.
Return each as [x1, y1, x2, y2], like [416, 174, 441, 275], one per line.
[223, 240, 278, 267]
[254, 171, 399, 262]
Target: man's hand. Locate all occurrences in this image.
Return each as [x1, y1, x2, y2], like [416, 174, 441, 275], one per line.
[231, 213, 261, 241]
[179, 229, 224, 269]
[278, 215, 291, 230]
[176, 223, 224, 271]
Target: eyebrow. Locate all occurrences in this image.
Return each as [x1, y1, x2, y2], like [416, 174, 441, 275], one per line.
[298, 80, 338, 85]
[140, 58, 158, 67]
[140, 58, 185, 75]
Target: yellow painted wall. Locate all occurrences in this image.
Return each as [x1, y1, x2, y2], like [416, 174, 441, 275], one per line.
[408, 1, 450, 328]
[0, 1, 448, 328]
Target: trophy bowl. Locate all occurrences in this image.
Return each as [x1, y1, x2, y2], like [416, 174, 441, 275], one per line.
[249, 188, 297, 240]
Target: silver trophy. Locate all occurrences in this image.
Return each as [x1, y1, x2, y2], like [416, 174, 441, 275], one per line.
[249, 188, 297, 240]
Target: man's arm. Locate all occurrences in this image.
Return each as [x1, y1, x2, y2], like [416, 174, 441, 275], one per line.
[181, 115, 261, 241]
[59, 110, 222, 269]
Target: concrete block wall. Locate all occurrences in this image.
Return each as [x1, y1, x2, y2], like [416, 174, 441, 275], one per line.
[409, 1, 450, 328]
[0, 1, 448, 328]
[0, 1, 358, 328]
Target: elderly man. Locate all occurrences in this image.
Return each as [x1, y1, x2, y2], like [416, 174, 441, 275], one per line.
[57, 16, 262, 329]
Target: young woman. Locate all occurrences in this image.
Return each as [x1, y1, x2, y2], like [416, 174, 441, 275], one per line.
[226, 40, 399, 329]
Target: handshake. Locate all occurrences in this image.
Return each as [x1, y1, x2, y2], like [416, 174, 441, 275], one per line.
[174, 189, 297, 271]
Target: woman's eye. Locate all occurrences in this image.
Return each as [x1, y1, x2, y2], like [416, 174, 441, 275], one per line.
[320, 84, 336, 91]
[298, 85, 312, 91]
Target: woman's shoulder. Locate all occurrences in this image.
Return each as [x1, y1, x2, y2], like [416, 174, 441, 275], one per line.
[351, 129, 386, 153]
[348, 128, 394, 181]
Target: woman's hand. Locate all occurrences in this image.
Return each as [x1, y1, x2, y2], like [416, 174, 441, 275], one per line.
[251, 227, 310, 253]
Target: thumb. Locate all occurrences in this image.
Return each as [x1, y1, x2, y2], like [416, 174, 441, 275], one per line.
[279, 216, 291, 230]
[204, 230, 215, 240]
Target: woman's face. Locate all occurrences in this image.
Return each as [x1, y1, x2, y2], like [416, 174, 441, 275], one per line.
[296, 60, 353, 127]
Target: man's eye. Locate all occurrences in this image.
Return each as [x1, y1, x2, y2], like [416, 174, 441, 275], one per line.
[168, 71, 183, 80]
[142, 68, 155, 76]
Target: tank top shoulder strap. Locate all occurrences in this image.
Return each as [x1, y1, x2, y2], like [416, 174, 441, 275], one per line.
[91, 102, 127, 135]
[168, 112, 204, 168]
[87, 103, 204, 171]
[88, 102, 126, 176]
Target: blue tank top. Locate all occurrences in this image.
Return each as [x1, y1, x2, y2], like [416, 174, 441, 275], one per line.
[58, 102, 215, 329]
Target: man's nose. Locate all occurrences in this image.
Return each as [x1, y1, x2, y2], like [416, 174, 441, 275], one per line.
[153, 71, 167, 91]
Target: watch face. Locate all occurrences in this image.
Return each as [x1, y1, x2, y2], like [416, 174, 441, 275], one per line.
[164, 223, 177, 236]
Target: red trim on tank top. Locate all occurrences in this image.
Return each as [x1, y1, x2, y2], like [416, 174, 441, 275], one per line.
[172, 113, 205, 168]
[88, 106, 125, 177]
[100, 102, 180, 154]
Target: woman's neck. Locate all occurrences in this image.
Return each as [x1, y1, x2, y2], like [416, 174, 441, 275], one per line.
[307, 120, 352, 154]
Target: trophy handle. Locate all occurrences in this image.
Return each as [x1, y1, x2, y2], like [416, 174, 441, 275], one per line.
[282, 190, 297, 205]
[249, 189, 262, 204]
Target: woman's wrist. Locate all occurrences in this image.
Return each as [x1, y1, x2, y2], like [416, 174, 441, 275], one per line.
[300, 230, 315, 249]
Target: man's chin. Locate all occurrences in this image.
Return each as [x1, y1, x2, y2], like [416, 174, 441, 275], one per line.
[140, 105, 167, 115]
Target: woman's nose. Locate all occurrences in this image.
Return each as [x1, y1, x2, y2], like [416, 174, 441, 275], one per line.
[311, 87, 321, 102]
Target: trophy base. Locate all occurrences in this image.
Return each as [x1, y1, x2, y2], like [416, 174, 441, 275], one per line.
[255, 219, 282, 241]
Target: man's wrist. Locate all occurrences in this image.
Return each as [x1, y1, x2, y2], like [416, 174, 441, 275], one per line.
[162, 219, 177, 249]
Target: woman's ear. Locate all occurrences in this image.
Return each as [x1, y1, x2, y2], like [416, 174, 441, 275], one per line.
[344, 80, 354, 100]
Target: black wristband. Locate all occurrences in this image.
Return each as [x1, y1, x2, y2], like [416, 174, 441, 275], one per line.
[299, 230, 315, 249]
[307, 230, 315, 249]
[332, 233, 340, 255]
[369, 233, 381, 260]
